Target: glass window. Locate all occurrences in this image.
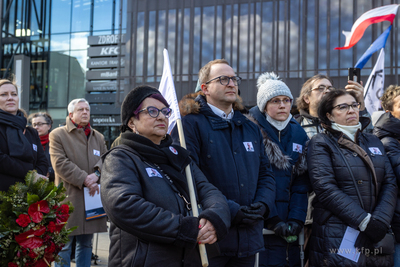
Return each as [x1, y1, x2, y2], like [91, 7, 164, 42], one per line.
[306, 0, 315, 70]
[261, 1, 273, 72]
[69, 50, 86, 100]
[115, 0, 127, 33]
[202, 6, 215, 66]
[318, 0, 328, 70]
[48, 51, 70, 107]
[239, 3, 249, 73]
[51, 0, 72, 34]
[136, 12, 145, 77]
[71, 32, 89, 50]
[147, 11, 156, 79]
[192, 7, 201, 74]
[289, 0, 300, 72]
[156, 10, 166, 76]
[50, 34, 71, 51]
[93, 0, 113, 31]
[167, 9, 177, 74]
[71, 0, 91, 32]
[182, 8, 190, 75]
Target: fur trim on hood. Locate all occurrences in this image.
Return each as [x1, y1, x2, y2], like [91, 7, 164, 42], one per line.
[179, 91, 245, 117]
[246, 114, 307, 176]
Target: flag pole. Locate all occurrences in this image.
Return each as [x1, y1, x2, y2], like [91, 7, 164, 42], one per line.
[176, 118, 209, 267]
[158, 48, 208, 266]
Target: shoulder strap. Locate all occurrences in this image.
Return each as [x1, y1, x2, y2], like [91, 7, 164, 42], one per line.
[329, 138, 365, 210]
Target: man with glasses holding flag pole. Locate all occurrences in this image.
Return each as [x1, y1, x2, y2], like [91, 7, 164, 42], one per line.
[171, 59, 276, 267]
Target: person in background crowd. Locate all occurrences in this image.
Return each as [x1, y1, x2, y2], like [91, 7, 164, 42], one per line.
[373, 85, 400, 266]
[172, 59, 276, 267]
[248, 72, 310, 266]
[0, 78, 48, 192]
[28, 112, 55, 182]
[50, 98, 108, 267]
[307, 89, 397, 266]
[295, 74, 372, 266]
[101, 85, 230, 266]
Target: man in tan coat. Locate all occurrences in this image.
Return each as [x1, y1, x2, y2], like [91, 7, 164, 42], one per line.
[50, 98, 107, 267]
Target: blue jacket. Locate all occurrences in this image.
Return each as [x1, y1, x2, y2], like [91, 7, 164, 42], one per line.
[172, 94, 276, 257]
[248, 106, 310, 224]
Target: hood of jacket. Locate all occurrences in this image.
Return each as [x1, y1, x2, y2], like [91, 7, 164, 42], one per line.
[373, 112, 400, 139]
[179, 91, 245, 117]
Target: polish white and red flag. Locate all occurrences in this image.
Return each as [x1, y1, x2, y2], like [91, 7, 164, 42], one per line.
[335, 4, 399, 50]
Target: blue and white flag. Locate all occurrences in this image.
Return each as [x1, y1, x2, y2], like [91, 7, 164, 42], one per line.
[355, 25, 391, 69]
[158, 49, 181, 134]
[364, 48, 385, 115]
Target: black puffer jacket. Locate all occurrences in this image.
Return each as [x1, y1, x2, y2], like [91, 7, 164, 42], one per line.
[101, 141, 231, 267]
[307, 118, 397, 267]
[374, 112, 400, 243]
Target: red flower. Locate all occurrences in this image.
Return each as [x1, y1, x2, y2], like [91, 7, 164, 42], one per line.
[16, 214, 31, 227]
[54, 221, 67, 232]
[28, 200, 50, 223]
[47, 221, 56, 233]
[15, 226, 46, 249]
[45, 242, 56, 254]
[33, 253, 54, 267]
[28, 250, 37, 259]
[58, 204, 69, 214]
[8, 263, 18, 267]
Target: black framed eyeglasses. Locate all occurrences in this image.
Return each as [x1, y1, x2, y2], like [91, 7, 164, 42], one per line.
[333, 102, 360, 112]
[205, 75, 242, 86]
[32, 122, 49, 127]
[138, 106, 172, 118]
[310, 85, 335, 93]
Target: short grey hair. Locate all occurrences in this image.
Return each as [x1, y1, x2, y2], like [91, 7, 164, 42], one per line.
[68, 98, 90, 114]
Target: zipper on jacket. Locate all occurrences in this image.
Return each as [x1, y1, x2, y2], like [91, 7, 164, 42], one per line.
[279, 131, 281, 142]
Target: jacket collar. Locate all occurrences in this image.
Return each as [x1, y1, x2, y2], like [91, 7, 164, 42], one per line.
[196, 94, 247, 130]
[65, 116, 92, 134]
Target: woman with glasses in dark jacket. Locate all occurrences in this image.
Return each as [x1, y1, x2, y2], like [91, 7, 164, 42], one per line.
[101, 85, 231, 267]
[29, 112, 55, 182]
[307, 89, 397, 266]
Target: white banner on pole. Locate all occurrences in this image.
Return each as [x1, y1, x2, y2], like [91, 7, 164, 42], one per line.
[158, 49, 181, 134]
[364, 48, 385, 115]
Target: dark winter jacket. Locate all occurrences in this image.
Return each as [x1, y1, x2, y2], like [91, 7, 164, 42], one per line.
[248, 106, 310, 224]
[172, 93, 276, 257]
[0, 111, 48, 192]
[374, 112, 400, 243]
[101, 134, 231, 267]
[307, 117, 397, 266]
[43, 142, 55, 182]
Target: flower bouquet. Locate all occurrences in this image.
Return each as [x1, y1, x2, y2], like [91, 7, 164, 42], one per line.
[0, 171, 76, 267]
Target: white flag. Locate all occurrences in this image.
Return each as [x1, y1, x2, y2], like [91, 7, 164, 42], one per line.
[158, 49, 181, 133]
[364, 48, 385, 115]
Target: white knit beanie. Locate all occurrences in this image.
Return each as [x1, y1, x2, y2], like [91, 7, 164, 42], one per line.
[257, 72, 293, 112]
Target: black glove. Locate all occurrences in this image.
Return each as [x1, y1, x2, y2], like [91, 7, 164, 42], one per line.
[355, 232, 374, 250]
[364, 218, 388, 244]
[273, 221, 290, 237]
[233, 206, 264, 226]
[287, 220, 304, 236]
[248, 202, 268, 217]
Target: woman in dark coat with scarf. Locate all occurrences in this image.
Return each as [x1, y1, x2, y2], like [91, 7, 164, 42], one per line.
[100, 85, 231, 267]
[248, 72, 310, 267]
[29, 112, 55, 182]
[0, 79, 48, 192]
[307, 89, 397, 266]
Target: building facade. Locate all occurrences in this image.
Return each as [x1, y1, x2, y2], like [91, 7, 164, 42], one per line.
[1, 0, 399, 145]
